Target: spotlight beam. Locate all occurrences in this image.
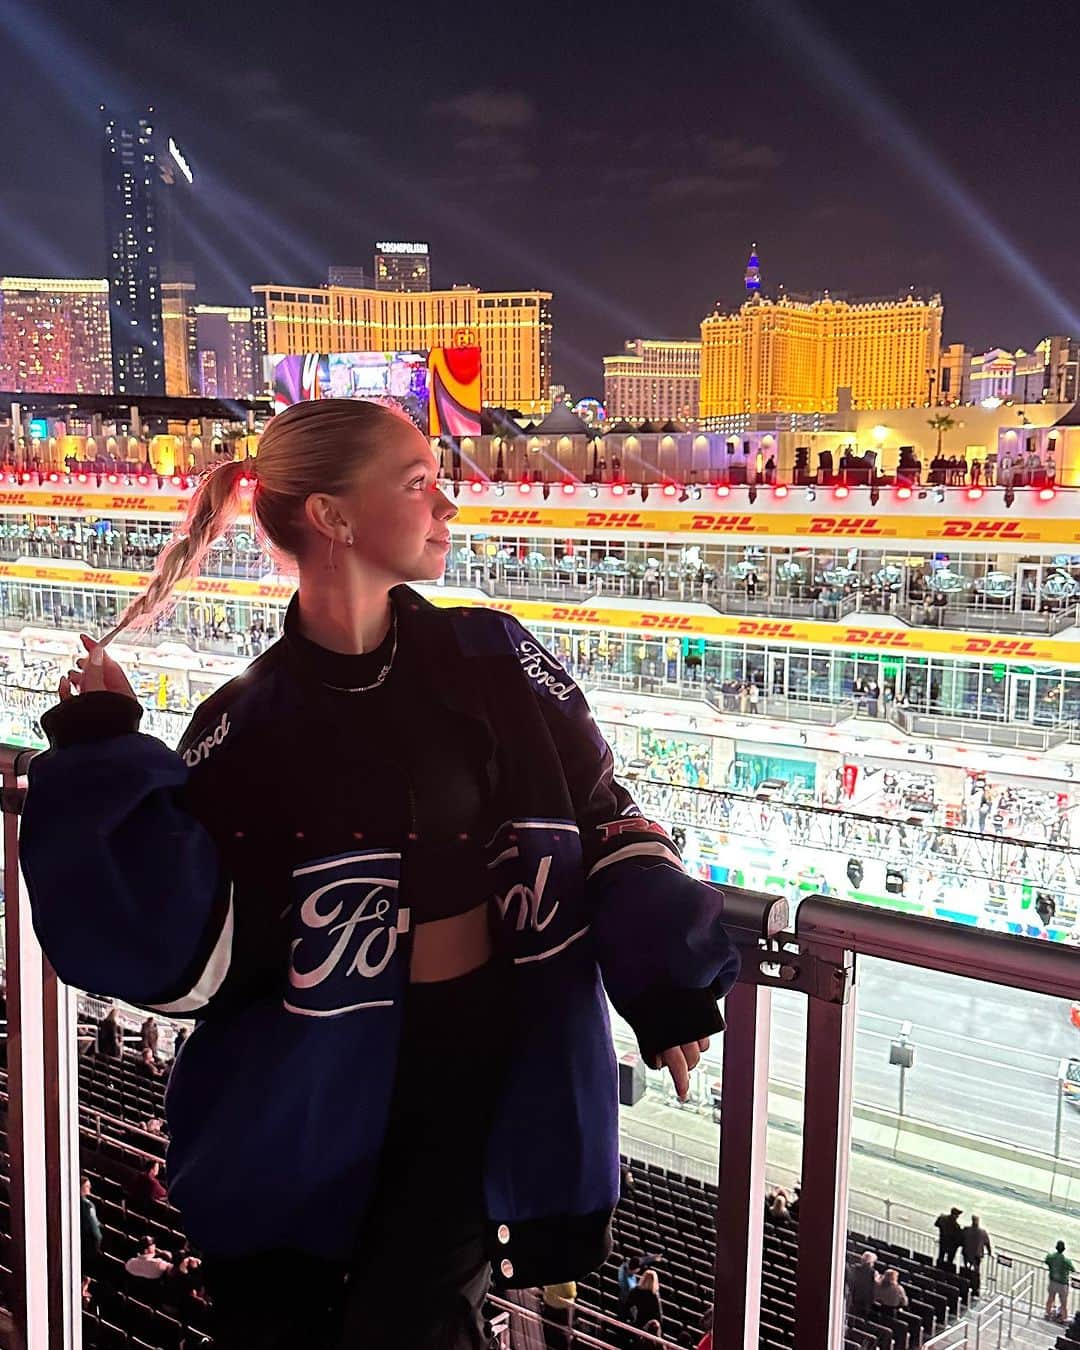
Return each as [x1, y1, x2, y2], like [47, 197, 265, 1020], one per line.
[755, 0, 1080, 333]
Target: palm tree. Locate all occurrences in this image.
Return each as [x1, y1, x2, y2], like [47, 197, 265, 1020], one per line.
[927, 413, 957, 458]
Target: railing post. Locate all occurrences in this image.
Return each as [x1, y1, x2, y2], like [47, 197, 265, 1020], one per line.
[2, 757, 81, 1350]
[713, 979, 771, 1350]
[794, 940, 857, 1350]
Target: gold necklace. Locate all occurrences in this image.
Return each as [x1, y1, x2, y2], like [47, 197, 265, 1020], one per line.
[318, 614, 398, 693]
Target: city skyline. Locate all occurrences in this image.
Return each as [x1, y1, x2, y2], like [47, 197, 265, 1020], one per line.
[2, 0, 1079, 396]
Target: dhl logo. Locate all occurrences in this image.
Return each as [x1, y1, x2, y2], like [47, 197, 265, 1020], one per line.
[488, 508, 544, 524]
[938, 520, 1027, 539]
[640, 614, 693, 629]
[582, 511, 648, 528]
[688, 514, 756, 532]
[191, 579, 238, 595]
[735, 621, 799, 638]
[846, 629, 912, 647]
[549, 607, 601, 623]
[808, 517, 885, 535]
[959, 637, 1040, 657]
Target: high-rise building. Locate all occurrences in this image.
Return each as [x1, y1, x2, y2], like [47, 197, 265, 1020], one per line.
[194, 305, 262, 399]
[252, 282, 553, 415]
[938, 342, 970, 404]
[373, 242, 431, 293]
[101, 105, 165, 395]
[161, 276, 197, 396]
[328, 264, 369, 289]
[603, 339, 701, 425]
[699, 291, 943, 425]
[0, 277, 113, 394]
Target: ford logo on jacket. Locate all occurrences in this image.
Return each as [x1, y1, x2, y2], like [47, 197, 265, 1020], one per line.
[20, 586, 739, 1287]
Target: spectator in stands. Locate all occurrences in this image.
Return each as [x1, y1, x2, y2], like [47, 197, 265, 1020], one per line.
[789, 1185, 801, 1222]
[126, 1158, 167, 1208]
[934, 1206, 963, 1269]
[642, 1319, 662, 1339]
[1045, 1240, 1074, 1323]
[79, 1176, 102, 1304]
[874, 1268, 909, 1311]
[961, 1215, 992, 1295]
[625, 1269, 663, 1338]
[140, 1015, 160, 1059]
[125, 1235, 172, 1285]
[164, 1253, 210, 1319]
[173, 1025, 189, 1059]
[766, 1188, 790, 1222]
[542, 1280, 577, 1348]
[849, 1251, 878, 1315]
[137, 1046, 164, 1080]
[97, 1007, 122, 1058]
[617, 1254, 642, 1312]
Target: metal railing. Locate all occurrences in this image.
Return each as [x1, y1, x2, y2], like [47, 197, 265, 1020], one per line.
[887, 703, 1071, 750]
[906, 602, 1079, 636]
[712, 888, 1077, 1350]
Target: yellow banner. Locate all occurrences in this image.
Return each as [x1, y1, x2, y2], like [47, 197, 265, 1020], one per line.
[7, 558, 1078, 667]
[453, 504, 1080, 545]
[446, 596, 1080, 665]
[0, 490, 187, 516]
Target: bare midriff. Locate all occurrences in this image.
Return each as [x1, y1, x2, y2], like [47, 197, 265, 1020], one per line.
[409, 898, 493, 983]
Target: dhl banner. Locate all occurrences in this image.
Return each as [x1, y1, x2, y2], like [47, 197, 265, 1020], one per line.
[453, 506, 1080, 546]
[7, 558, 1080, 668]
[0, 490, 187, 516]
[2, 489, 1078, 547]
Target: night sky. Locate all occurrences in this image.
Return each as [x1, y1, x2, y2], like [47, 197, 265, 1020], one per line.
[3, 0, 1078, 395]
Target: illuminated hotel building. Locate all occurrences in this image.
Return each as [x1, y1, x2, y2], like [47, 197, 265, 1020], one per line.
[699, 291, 943, 427]
[161, 277, 197, 396]
[373, 242, 431, 293]
[0, 277, 113, 394]
[252, 282, 553, 415]
[603, 339, 701, 425]
[102, 106, 166, 396]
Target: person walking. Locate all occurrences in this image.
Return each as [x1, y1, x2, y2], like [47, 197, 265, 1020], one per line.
[934, 1209, 963, 1270]
[20, 399, 740, 1350]
[961, 1216, 992, 1296]
[96, 1006, 122, 1059]
[1045, 1240, 1075, 1323]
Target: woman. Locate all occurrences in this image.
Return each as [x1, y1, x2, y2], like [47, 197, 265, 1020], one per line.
[21, 400, 739, 1350]
[625, 1268, 663, 1337]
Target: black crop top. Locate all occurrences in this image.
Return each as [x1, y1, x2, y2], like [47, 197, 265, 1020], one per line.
[281, 593, 491, 924]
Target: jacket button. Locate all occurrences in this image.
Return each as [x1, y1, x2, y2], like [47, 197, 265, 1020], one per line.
[500, 1259, 514, 1279]
[497, 1224, 510, 1245]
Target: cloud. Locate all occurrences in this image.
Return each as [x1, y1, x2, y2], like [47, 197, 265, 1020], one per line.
[654, 174, 747, 202]
[434, 89, 536, 130]
[598, 130, 782, 206]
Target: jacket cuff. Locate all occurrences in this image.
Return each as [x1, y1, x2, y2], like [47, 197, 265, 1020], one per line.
[40, 692, 143, 749]
[487, 1209, 612, 1289]
[624, 983, 728, 1068]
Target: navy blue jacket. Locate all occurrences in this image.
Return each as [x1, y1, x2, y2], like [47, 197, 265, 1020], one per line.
[20, 586, 739, 1285]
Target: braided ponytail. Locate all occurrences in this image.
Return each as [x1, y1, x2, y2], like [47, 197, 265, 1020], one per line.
[105, 459, 251, 643]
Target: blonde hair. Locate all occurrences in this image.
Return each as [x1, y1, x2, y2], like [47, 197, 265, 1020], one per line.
[110, 399, 413, 639]
[638, 1269, 659, 1293]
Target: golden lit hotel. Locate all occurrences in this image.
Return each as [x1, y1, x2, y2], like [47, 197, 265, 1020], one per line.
[251, 282, 553, 415]
[602, 339, 701, 425]
[699, 291, 943, 426]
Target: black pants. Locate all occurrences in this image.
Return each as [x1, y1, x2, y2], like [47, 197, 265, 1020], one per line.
[963, 1258, 982, 1296]
[203, 962, 511, 1349]
[203, 1232, 492, 1349]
